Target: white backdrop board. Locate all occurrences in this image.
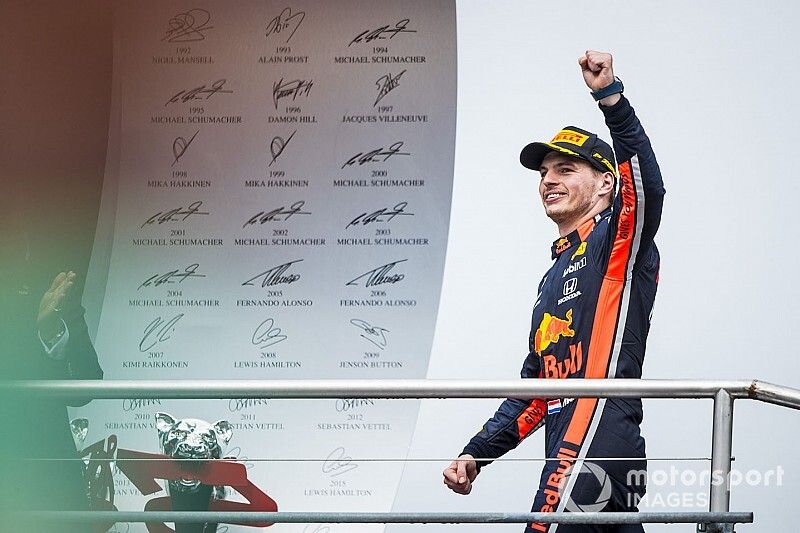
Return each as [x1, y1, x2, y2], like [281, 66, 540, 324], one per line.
[76, 2, 456, 531]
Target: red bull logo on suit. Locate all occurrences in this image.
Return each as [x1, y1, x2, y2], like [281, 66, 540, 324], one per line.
[534, 309, 575, 355]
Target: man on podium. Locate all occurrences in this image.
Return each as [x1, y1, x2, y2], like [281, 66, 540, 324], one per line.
[443, 50, 665, 533]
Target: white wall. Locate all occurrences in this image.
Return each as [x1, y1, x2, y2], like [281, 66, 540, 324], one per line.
[391, 1, 800, 531]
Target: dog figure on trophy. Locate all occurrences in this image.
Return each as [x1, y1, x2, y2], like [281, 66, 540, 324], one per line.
[156, 412, 233, 533]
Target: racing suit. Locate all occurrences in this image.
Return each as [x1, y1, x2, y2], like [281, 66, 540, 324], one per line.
[461, 95, 665, 533]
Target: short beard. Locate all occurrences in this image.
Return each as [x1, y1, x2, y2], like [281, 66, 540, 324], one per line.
[545, 206, 571, 225]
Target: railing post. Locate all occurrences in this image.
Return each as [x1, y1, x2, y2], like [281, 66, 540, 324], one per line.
[706, 389, 734, 533]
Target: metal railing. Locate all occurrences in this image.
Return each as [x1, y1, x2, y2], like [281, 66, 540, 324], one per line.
[5, 378, 800, 532]
[27, 510, 754, 527]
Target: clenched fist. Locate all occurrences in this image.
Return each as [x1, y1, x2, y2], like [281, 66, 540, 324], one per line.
[578, 50, 615, 91]
[442, 454, 478, 495]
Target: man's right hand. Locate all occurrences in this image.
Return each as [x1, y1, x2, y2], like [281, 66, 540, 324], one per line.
[37, 270, 75, 342]
[442, 454, 478, 495]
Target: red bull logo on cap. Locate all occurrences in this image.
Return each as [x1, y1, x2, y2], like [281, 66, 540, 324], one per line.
[534, 309, 575, 355]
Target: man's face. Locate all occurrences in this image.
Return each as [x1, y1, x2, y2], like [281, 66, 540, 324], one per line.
[538, 152, 611, 226]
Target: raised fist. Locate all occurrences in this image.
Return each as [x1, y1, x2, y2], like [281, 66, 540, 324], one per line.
[578, 50, 615, 92]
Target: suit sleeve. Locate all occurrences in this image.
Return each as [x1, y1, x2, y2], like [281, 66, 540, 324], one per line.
[38, 319, 70, 358]
[61, 306, 103, 378]
[60, 304, 103, 406]
[461, 356, 546, 472]
[601, 95, 665, 268]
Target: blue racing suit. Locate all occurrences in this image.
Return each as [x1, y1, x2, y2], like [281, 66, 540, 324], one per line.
[462, 95, 665, 533]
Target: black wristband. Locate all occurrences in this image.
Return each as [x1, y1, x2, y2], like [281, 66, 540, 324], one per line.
[591, 76, 624, 101]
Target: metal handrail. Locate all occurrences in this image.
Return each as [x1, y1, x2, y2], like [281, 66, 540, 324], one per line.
[3, 378, 799, 406]
[5, 378, 799, 533]
[21, 510, 754, 525]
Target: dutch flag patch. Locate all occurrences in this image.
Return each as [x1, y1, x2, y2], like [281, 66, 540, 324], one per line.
[547, 399, 561, 415]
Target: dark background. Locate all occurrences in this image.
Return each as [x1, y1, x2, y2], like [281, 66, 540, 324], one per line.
[1, 0, 113, 293]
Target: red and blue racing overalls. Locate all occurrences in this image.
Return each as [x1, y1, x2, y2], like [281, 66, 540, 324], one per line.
[462, 95, 665, 533]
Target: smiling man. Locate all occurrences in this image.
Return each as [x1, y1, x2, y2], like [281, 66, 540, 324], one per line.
[443, 51, 665, 532]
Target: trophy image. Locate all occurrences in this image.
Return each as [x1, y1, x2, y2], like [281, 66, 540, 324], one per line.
[155, 412, 233, 533]
[71, 417, 116, 511]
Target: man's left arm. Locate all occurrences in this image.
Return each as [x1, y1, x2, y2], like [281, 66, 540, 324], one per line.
[602, 96, 665, 254]
[581, 51, 666, 256]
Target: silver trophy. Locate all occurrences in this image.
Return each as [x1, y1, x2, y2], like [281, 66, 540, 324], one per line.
[70, 417, 116, 512]
[155, 412, 233, 533]
[70, 417, 89, 450]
